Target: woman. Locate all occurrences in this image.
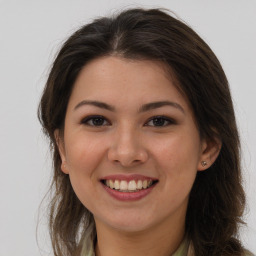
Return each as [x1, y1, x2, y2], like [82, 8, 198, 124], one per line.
[38, 8, 253, 256]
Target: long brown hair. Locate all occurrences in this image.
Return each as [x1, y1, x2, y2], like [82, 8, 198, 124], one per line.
[38, 8, 246, 256]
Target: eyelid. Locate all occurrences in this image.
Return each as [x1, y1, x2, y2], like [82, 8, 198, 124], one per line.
[80, 115, 111, 126]
[144, 115, 176, 127]
[80, 115, 176, 127]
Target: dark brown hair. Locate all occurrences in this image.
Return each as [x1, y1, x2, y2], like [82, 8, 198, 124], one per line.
[38, 8, 246, 256]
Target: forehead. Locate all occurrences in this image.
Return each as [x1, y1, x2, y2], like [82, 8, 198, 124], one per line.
[68, 56, 190, 113]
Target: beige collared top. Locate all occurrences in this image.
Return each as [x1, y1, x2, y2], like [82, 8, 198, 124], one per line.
[80, 223, 254, 256]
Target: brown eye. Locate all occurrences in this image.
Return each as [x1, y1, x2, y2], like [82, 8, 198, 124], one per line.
[145, 116, 175, 127]
[81, 116, 110, 126]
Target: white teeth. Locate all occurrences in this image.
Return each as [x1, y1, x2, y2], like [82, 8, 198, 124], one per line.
[114, 180, 120, 190]
[104, 179, 156, 191]
[142, 180, 148, 189]
[109, 180, 114, 189]
[128, 180, 137, 191]
[137, 180, 143, 189]
[120, 180, 128, 190]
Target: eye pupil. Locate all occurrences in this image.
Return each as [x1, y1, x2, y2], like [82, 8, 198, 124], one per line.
[93, 118, 104, 126]
[153, 118, 165, 126]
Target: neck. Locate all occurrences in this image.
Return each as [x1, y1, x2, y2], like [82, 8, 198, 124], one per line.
[94, 213, 186, 256]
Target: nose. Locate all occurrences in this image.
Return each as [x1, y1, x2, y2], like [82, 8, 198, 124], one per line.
[107, 126, 148, 167]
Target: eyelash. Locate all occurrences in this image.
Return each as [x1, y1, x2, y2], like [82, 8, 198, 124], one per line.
[81, 115, 176, 127]
[145, 116, 176, 127]
[81, 115, 110, 126]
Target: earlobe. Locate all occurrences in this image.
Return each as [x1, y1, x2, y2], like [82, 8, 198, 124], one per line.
[60, 161, 69, 174]
[54, 129, 69, 174]
[197, 136, 222, 171]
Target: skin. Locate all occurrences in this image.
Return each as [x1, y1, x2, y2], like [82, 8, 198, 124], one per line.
[56, 56, 220, 256]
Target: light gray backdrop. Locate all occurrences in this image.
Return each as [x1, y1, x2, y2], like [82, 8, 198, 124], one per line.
[0, 0, 255, 255]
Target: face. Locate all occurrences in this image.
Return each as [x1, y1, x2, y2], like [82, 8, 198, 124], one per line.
[57, 56, 214, 234]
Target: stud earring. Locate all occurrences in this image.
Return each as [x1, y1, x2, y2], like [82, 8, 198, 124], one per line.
[201, 161, 207, 167]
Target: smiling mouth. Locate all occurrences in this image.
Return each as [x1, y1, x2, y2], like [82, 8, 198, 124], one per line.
[101, 179, 158, 192]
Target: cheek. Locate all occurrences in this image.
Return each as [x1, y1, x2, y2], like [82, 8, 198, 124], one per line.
[64, 133, 108, 185]
[65, 133, 103, 164]
[150, 133, 200, 195]
[151, 132, 201, 169]
[64, 134, 107, 207]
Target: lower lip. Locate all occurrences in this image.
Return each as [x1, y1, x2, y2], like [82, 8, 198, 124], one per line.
[101, 183, 157, 201]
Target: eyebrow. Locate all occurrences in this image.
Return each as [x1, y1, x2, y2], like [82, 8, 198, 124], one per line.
[139, 101, 184, 113]
[74, 100, 184, 114]
[74, 100, 115, 111]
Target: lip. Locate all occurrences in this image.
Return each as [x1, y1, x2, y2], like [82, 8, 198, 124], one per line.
[100, 174, 158, 182]
[101, 181, 157, 201]
[100, 174, 159, 201]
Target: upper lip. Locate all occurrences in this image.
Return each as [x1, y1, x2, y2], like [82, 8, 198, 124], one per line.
[100, 174, 159, 182]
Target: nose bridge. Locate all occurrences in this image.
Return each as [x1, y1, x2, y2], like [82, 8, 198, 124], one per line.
[108, 121, 147, 166]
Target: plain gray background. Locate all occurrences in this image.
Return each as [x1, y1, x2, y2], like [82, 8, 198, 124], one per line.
[0, 0, 255, 255]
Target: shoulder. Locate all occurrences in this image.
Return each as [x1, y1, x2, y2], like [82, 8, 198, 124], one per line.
[187, 243, 255, 256]
[243, 249, 255, 256]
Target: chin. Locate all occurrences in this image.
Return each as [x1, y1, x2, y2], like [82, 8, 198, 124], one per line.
[98, 213, 156, 233]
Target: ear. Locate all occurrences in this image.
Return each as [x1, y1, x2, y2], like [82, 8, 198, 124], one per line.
[54, 129, 69, 174]
[197, 135, 222, 171]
